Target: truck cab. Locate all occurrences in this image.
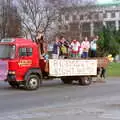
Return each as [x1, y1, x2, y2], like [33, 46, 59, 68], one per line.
[0, 38, 45, 90]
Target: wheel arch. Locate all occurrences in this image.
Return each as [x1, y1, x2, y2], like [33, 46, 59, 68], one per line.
[24, 68, 42, 82]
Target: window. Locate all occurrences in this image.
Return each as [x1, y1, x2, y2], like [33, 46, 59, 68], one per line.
[69, 23, 79, 31]
[64, 25, 68, 30]
[94, 14, 99, 19]
[94, 22, 103, 34]
[88, 14, 91, 19]
[82, 23, 90, 37]
[19, 48, 32, 57]
[73, 15, 77, 20]
[82, 23, 90, 31]
[103, 13, 107, 18]
[84, 14, 88, 20]
[27, 48, 32, 56]
[80, 15, 84, 20]
[106, 21, 115, 30]
[111, 12, 115, 18]
[65, 15, 69, 21]
[0, 45, 16, 59]
[58, 25, 62, 30]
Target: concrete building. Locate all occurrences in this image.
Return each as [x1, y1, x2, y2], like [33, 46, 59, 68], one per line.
[59, 3, 120, 41]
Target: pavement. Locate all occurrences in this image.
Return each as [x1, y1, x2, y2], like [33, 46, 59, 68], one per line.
[0, 77, 120, 120]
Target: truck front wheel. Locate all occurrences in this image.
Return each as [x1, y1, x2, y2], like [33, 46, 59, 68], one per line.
[25, 75, 40, 90]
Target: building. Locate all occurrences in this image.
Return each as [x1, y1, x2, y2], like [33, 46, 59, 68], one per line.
[59, 3, 120, 41]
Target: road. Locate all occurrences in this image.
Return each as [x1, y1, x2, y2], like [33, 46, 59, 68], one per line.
[0, 77, 120, 120]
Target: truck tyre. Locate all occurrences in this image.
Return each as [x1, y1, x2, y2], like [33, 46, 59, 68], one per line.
[61, 77, 72, 84]
[8, 81, 20, 88]
[79, 77, 92, 86]
[25, 75, 40, 90]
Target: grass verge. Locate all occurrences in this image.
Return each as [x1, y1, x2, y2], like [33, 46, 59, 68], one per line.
[107, 62, 120, 77]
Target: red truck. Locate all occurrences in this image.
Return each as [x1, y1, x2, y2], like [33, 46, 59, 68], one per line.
[0, 38, 98, 90]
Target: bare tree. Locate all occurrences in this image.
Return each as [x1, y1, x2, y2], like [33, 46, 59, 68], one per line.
[17, 0, 59, 40]
[16, 0, 97, 41]
[0, 0, 22, 39]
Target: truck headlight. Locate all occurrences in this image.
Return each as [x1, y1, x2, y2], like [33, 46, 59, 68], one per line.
[8, 71, 16, 74]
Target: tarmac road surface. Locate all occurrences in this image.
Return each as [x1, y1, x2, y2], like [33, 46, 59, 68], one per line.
[0, 77, 120, 120]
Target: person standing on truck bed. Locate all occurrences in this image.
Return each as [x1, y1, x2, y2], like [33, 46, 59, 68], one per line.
[81, 36, 90, 58]
[59, 36, 70, 59]
[90, 36, 98, 57]
[70, 39, 80, 58]
[35, 30, 44, 55]
[52, 36, 60, 59]
[42, 40, 49, 60]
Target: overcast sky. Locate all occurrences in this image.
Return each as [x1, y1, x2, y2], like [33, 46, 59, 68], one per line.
[12, 0, 119, 6]
[97, 0, 119, 4]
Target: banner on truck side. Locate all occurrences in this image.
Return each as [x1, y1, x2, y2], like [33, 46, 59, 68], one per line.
[49, 59, 97, 76]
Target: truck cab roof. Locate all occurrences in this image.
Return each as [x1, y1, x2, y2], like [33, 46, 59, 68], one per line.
[0, 38, 37, 46]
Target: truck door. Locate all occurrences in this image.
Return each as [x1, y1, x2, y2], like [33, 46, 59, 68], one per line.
[17, 47, 33, 80]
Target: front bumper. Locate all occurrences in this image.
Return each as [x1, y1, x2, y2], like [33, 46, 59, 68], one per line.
[5, 74, 16, 82]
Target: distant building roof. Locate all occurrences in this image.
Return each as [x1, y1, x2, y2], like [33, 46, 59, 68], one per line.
[96, 0, 120, 6]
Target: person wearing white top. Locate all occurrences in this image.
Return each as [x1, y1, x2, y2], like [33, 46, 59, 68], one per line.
[90, 37, 97, 57]
[81, 37, 90, 58]
[71, 40, 80, 58]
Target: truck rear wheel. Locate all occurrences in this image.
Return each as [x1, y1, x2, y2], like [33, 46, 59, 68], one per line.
[79, 77, 92, 86]
[25, 75, 40, 90]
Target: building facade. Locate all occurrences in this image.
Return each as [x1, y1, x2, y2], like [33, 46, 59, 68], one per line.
[59, 3, 120, 41]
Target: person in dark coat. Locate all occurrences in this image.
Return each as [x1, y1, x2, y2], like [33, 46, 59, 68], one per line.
[52, 37, 60, 59]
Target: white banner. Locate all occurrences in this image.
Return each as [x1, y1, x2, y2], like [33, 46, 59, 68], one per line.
[49, 59, 97, 76]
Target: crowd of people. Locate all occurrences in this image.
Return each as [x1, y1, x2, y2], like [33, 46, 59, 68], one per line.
[52, 35, 99, 59]
[35, 31, 99, 60]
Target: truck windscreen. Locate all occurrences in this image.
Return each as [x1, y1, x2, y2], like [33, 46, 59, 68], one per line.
[0, 45, 16, 59]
